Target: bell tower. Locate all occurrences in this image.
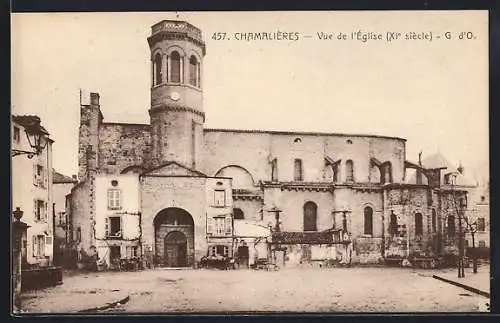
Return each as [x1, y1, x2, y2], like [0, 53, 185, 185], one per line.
[147, 20, 206, 169]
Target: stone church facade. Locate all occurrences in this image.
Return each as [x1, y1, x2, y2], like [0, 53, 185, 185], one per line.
[70, 20, 474, 269]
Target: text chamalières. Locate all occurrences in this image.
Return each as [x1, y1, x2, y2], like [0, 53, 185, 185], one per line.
[212, 31, 433, 42]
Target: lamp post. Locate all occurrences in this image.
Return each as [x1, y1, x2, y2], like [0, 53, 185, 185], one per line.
[12, 207, 30, 311]
[12, 116, 48, 158]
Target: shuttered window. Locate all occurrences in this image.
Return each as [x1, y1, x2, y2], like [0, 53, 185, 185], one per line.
[207, 217, 213, 235]
[34, 200, 47, 221]
[107, 189, 122, 210]
[225, 216, 232, 235]
[32, 235, 45, 258]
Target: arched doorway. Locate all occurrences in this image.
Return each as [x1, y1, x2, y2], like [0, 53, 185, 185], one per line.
[164, 231, 187, 267]
[154, 208, 194, 267]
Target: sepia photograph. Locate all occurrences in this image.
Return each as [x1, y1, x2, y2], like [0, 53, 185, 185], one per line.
[11, 11, 489, 313]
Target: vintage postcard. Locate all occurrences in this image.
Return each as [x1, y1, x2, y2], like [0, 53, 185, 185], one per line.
[11, 11, 489, 313]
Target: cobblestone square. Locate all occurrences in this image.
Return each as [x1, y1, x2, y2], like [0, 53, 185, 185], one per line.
[20, 266, 489, 313]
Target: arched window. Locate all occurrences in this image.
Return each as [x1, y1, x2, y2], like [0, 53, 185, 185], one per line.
[189, 55, 199, 87]
[233, 208, 244, 220]
[303, 202, 317, 232]
[345, 160, 354, 182]
[154, 53, 162, 86]
[389, 211, 398, 236]
[415, 212, 423, 235]
[271, 158, 278, 182]
[332, 163, 339, 183]
[294, 159, 303, 181]
[383, 163, 393, 183]
[447, 215, 455, 237]
[431, 209, 437, 233]
[364, 206, 373, 235]
[170, 51, 181, 83]
[370, 164, 381, 183]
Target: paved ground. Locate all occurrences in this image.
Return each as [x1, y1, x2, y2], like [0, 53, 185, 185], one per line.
[433, 265, 490, 294]
[19, 266, 489, 313]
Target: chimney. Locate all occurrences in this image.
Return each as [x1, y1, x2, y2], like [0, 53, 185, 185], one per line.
[90, 92, 100, 106]
[457, 162, 464, 175]
[72, 175, 77, 180]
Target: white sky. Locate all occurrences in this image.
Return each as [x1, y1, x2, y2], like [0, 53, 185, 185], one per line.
[11, 11, 489, 183]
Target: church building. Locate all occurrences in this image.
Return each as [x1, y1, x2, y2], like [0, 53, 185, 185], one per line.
[69, 20, 475, 269]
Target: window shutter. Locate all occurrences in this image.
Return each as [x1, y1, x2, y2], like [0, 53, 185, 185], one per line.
[43, 168, 48, 188]
[45, 236, 53, 256]
[207, 217, 213, 235]
[40, 236, 45, 256]
[225, 217, 232, 235]
[33, 164, 37, 185]
[42, 201, 47, 221]
[107, 190, 113, 209]
[105, 218, 109, 237]
[33, 200, 37, 220]
[32, 235, 37, 257]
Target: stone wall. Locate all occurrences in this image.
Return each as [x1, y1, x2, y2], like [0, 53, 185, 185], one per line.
[70, 181, 93, 253]
[98, 123, 152, 174]
[203, 130, 406, 184]
[233, 199, 263, 222]
[140, 176, 208, 264]
[155, 224, 195, 266]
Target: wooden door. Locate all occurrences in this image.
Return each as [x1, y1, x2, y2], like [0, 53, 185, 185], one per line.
[165, 243, 179, 267]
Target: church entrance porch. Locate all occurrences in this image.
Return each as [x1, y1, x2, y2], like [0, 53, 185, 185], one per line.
[154, 208, 195, 267]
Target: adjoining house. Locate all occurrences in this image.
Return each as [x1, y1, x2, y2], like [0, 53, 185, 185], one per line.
[68, 19, 478, 269]
[11, 115, 54, 267]
[52, 170, 78, 267]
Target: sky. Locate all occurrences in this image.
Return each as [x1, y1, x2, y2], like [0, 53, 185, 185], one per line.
[11, 11, 489, 184]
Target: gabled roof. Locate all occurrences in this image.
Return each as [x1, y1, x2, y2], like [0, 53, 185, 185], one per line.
[53, 169, 77, 184]
[141, 161, 207, 177]
[12, 115, 50, 135]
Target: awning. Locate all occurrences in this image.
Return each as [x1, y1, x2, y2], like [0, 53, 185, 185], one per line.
[233, 220, 271, 238]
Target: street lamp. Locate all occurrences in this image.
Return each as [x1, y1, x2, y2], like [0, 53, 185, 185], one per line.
[12, 116, 48, 158]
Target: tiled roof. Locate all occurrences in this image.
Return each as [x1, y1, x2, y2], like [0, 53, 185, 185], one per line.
[271, 230, 344, 245]
[12, 115, 49, 135]
[53, 169, 77, 184]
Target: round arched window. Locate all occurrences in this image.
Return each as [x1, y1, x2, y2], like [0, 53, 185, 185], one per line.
[233, 208, 244, 220]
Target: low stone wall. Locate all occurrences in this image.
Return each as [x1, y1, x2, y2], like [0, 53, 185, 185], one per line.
[22, 266, 63, 291]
